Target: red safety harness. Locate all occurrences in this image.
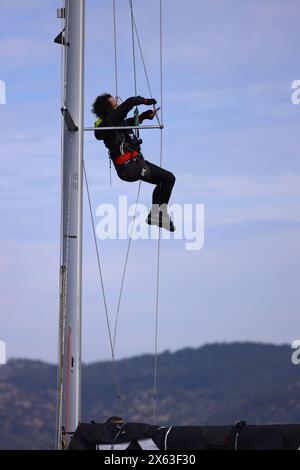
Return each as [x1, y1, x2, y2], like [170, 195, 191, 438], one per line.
[114, 150, 139, 166]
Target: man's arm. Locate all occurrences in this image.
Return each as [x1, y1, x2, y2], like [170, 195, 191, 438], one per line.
[126, 109, 159, 126]
[94, 129, 105, 140]
[110, 96, 156, 124]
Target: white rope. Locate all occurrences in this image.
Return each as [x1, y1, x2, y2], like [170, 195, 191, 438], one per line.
[164, 426, 173, 450]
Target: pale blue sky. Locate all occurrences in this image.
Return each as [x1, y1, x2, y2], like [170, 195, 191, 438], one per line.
[0, 0, 300, 363]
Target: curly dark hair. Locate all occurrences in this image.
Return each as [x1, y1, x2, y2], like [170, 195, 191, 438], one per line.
[91, 93, 113, 117]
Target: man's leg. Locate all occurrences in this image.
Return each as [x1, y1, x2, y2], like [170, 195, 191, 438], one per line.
[139, 160, 176, 231]
[140, 160, 175, 205]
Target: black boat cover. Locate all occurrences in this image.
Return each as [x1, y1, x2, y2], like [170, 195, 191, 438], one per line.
[68, 420, 300, 450]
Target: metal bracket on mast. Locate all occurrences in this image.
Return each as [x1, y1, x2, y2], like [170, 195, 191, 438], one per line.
[54, 29, 69, 47]
[54, 8, 68, 46]
[61, 107, 79, 132]
[57, 8, 66, 18]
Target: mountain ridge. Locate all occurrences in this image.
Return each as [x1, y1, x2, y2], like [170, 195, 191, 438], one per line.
[0, 342, 299, 449]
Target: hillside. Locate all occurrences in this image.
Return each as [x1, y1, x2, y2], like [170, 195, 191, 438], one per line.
[0, 342, 299, 449]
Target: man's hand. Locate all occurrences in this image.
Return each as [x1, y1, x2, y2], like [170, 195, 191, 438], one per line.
[140, 107, 160, 121]
[144, 98, 157, 105]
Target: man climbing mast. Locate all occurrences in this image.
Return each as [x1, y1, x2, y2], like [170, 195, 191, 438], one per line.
[92, 94, 176, 231]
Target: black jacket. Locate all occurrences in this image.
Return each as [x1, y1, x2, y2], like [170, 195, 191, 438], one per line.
[94, 96, 147, 159]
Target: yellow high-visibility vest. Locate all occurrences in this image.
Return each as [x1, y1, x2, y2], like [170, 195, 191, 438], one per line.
[95, 117, 103, 127]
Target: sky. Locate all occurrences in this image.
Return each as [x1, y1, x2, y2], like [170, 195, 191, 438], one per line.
[0, 0, 300, 364]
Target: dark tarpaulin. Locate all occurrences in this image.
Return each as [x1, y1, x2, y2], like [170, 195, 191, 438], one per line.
[68, 420, 300, 450]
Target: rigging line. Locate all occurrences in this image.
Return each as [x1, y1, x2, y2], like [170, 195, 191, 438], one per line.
[159, 0, 163, 131]
[83, 161, 124, 416]
[111, 0, 118, 185]
[112, 0, 119, 99]
[128, 1, 162, 127]
[112, 181, 142, 355]
[129, 0, 140, 141]
[154, 0, 164, 425]
[129, 4, 152, 97]
[159, 0, 164, 168]
[129, 0, 138, 96]
[112, 2, 146, 359]
[153, 227, 161, 424]
[128, 0, 164, 422]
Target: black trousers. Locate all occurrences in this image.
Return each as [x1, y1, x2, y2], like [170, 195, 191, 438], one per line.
[115, 156, 175, 206]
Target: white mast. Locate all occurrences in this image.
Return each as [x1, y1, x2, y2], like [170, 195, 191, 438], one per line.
[56, 0, 85, 450]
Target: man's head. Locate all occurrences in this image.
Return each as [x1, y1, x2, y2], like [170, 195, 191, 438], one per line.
[92, 93, 117, 117]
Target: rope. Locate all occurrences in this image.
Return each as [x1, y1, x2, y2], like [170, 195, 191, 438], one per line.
[153, 228, 160, 424]
[83, 0, 164, 424]
[111, 0, 156, 364]
[128, 1, 162, 127]
[83, 161, 123, 416]
[110, 0, 120, 186]
[126, 0, 164, 424]
[159, 0, 163, 134]
[112, 181, 142, 355]
[153, 0, 164, 425]
[129, 0, 140, 143]
[127, 0, 164, 424]
[112, 0, 118, 100]
[129, 0, 138, 96]
[110, 2, 143, 360]
[109, 157, 112, 186]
